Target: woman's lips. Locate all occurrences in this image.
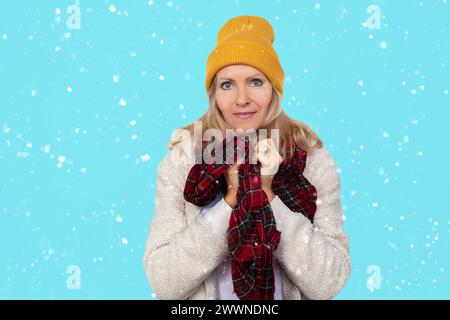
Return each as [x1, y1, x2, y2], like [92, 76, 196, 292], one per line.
[233, 112, 256, 119]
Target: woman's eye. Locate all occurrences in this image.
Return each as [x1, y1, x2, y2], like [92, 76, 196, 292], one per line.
[220, 82, 232, 90]
[251, 78, 263, 86]
[220, 79, 263, 90]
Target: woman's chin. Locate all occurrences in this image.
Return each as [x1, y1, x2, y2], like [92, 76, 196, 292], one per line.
[231, 122, 261, 132]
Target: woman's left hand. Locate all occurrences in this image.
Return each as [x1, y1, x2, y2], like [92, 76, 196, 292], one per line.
[255, 138, 283, 191]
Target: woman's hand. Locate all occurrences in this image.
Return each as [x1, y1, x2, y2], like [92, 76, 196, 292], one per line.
[223, 138, 282, 206]
[256, 138, 283, 201]
[223, 163, 240, 208]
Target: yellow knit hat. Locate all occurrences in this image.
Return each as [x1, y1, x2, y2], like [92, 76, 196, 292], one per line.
[205, 15, 284, 95]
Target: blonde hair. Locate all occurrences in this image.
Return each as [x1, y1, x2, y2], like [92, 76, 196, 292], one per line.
[168, 74, 323, 159]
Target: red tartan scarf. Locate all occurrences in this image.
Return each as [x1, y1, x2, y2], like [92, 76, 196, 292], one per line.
[183, 135, 317, 300]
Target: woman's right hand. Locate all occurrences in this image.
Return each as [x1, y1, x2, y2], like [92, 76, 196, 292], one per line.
[223, 163, 240, 208]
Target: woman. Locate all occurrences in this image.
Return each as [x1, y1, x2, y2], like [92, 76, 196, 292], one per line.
[143, 15, 351, 300]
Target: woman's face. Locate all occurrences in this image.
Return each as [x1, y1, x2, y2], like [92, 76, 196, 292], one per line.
[215, 64, 273, 131]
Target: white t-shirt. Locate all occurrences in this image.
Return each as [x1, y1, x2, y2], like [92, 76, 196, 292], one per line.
[201, 190, 285, 300]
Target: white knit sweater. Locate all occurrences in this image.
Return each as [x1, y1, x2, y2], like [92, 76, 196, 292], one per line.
[143, 130, 351, 300]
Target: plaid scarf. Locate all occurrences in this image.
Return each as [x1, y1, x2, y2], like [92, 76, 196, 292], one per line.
[183, 135, 317, 300]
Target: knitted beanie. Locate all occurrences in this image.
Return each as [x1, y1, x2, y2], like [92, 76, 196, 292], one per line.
[205, 15, 285, 95]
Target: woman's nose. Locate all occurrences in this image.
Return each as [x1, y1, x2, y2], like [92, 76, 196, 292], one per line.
[235, 87, 251, 107]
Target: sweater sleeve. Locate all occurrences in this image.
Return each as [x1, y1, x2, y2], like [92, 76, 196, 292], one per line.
[272, 146, 351, 300]
[143, 147, 229, 300]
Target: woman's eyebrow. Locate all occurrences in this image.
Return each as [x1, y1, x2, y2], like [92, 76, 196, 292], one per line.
[219, 73, 265, 81]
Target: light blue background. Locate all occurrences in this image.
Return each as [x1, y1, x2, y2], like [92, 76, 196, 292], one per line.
[1, 0, 449, 299]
